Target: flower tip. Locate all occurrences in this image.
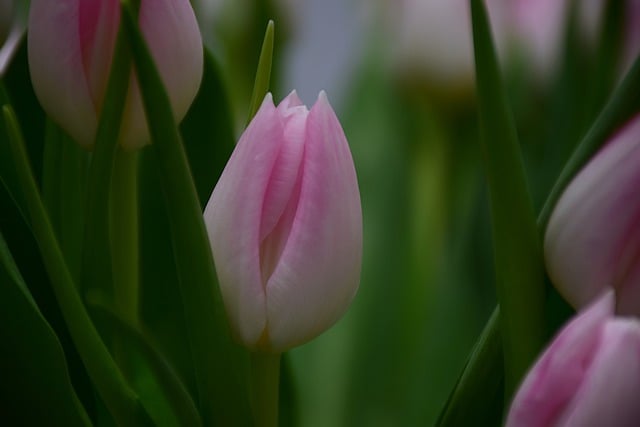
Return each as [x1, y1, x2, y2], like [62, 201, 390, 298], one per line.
[591, 287, 616, 313]
[279, 90, 304, 110]
[317, 90, 329, 104]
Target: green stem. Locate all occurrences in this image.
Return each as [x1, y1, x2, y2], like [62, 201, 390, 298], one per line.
[111, 147, 140, 325]
[3, 105, 152, 426]
[250, 352, 281, 427]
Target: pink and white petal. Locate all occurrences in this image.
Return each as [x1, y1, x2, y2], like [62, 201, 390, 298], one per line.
[266, 91, 362, 351]
[545, 114, 640, 312]
[557, 319, 640, 427]
[78, 0, 119, 111]
[506, 291, 614, 427]
[277, 90, 304, 114]
[28, 0, 97, 147]
[204, 94, 283, 348]
[120, 0, 203, 148]
[259, 105, 307, 242]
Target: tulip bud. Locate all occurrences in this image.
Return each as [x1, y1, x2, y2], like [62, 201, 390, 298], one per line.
[507, 0, 571, 78]
[204, 91, 362, 352]
[27, 0, 203, 149]
[544, 114, 640, 315]
[506, 290, 640, 426]
[386, 0, 508, 96]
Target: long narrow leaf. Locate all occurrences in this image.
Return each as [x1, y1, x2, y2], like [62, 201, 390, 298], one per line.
[0, 232, 91, 426]
[246, 20, 274, 123]
[2, 104, 153, 427]
[435, 308, 503, 427]
[470, 0, 545, 397]
[87, 298, 202, 427]
[80, 17, 131, 306]
[538, 53, 640, 229]
[121, 4, 251, 425]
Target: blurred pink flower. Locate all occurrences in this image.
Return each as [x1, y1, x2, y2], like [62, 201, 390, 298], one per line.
[388, 0, 508, 93]
[507, 0, 571, 78]
[28, 0, 203, 149]
[506, 290, 640, 426]
[545, 114, 640, 315]
[204, 91, 362, 352]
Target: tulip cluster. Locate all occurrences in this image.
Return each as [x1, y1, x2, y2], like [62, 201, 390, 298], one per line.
[12, 0, 640, 425]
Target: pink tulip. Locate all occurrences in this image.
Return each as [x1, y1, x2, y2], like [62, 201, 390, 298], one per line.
[507, 0, 571, 78]
[506, 290, 640, 426]
[544, 114, 640, 315]
[28, 0, 203, 149]
[204, 91, 362, 352]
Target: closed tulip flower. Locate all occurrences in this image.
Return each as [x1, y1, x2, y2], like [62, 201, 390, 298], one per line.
[506, 290, 640, 426]
[545, 114, 640, 315]
[386, 0, 508, 96]
[28, 0, 203, 149]
[204, 91, 362, 352]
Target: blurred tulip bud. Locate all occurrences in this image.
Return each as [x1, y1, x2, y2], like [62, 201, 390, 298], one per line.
[28, 0, 203, 149]
[506, 290, 640, 426]
[506, 0, 571, 78]
[386, 0, 508, 97]
[204, 91, 362, 352]
[545, 114, 640, 315]
[508, 0, 640, 80]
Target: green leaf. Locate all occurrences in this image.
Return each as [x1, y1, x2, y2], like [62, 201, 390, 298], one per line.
[41, 121, 88, 282]
[0, 232, 91, 426]
[138, 47, 237, 411]
[435, 308, 503, 427]
[79, 17, 132, 307]
[86, 297, 202, 427]
[138, 147, 198, 404]
[470, 0, 545, 396]
[2, 104, 153, 426]
[121, 4, 251, 425]
[180, 48, 236, 208]
[246, 20, 274, 123]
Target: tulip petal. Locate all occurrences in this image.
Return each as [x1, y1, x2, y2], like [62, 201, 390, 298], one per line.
[204, 94, 282, 347]
[265, 91, 362, 351]
[120, 0, 203, 148]
[557, 319, 640, 427]
[78, 0, 119, 112]
[28, 0, 97, 147]
[506, 291, 614, 427]
[259, 96, 307, 283]
[545, 114, 640, 314]
[260, 93, 307, 242]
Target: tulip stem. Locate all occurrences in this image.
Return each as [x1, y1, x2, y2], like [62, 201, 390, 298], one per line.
[250, 351, 281, 427]
[111, 147, 140, 326]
